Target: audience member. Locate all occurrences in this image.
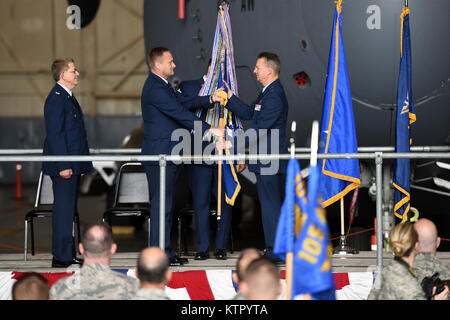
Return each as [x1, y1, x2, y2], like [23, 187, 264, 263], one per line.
[12, 272, 49, 300]
[231, 248, 262, 300]
[368, 222, 448, 300]
[132, 247, 171, 300]
[239, 256, 282, 300]
[413, 218, 450, 284]
[49, 222, 138, 299]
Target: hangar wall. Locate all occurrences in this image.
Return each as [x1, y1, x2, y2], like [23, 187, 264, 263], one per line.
[0, 0, 146, 182]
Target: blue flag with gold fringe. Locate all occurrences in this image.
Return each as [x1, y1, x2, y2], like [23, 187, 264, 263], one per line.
[273, 158, 307, 260]
[318, 0, 360, 208]
[274, 158, 335, 299]
[393, 6, 416, 219]
[219, 60, 241, 205]
[293, 163, 335, 300]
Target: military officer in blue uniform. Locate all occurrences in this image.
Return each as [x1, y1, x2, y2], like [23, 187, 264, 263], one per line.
[42, 58, 93, 268]
[215, 52, 288, 262]
[179, 61, 243, 260]
[141, 47, 224, 266]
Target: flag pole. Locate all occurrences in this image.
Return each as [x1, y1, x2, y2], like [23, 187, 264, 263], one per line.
[286, 121, 319, 300]
[310, 121, 319, 166]
[340, 198, 345, 236]
[301, 120, 319, 301]
[285, 121, 297, 300]
[333, 196, 359, 255]
[216, 105, 224, 230]
[215, 2, 227, 231]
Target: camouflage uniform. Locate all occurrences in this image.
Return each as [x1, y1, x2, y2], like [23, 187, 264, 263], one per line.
[413, 252, 450, 284]
[131, 288, 170, 300]
[413, 252, 449, 300]
[49, 263, 138, 300]
[368, 257, 426, 300]
[231, 291, 246, 300]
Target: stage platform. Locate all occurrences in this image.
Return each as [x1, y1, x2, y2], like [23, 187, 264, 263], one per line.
[2, 251, 448, 273]
[1, 184, 449, 277]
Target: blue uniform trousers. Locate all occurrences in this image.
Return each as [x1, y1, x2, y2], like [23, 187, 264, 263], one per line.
[145, 165, 179, 258]
[50, 174, 80, 262]
[191, 164, 232, 253]
[255, 173, 285, 252]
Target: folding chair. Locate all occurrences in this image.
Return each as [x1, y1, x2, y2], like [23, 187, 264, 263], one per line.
[103, 162, 151, 246]
[24, 172, 81, 261]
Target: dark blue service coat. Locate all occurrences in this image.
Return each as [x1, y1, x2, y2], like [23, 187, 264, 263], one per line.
[179, 78, 204, 99]
[225, 79, 289, 253]
[141, 72, 213, 256]
[141, 73, 212, 166]
[178, 78, 213, 160]
[42, 82, 92, 262]
[179, 77, 233, 253]
[42, 83, 93, 176]
[226, 79, 289, 174]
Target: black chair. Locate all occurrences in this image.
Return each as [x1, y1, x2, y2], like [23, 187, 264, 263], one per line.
[176, 202, 234, 257]
[103, 162, 151, 246]
[24, 172, 81, 261]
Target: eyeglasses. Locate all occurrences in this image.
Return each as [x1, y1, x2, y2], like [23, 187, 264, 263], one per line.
[64, 69, 79, 74]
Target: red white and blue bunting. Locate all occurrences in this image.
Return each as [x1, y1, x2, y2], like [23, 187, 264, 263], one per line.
[0, 270, 374, 300]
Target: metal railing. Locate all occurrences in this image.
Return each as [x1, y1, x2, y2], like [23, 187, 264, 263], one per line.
[0, 145, 449, 155]
[1, 147, 449, 271]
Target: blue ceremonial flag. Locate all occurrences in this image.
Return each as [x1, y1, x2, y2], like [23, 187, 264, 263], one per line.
[222, 150, 240, 206]
[195, 3, 241, 205]
[273, 158, 307, 260]
[318, 0, 360, 207]
[274, 158, 335, 299]
[214, 7, 241, 206]
[293, 163, 335, 300]
[393, 6, 416, 220]
[219, 51, 241, 206]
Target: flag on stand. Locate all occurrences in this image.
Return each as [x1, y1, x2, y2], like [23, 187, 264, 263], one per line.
[318, 0, 360, 208]
[393, 6, 416, 219]
[197, 2, 241, 205]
